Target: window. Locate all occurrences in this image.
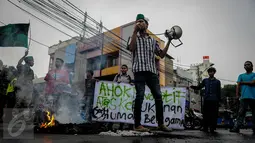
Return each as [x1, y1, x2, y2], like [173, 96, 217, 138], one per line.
[87, 56, 101, 71]
[86, 52, 119, 71]
[106, 52, 119, 68]
[107, 56, 118, 67]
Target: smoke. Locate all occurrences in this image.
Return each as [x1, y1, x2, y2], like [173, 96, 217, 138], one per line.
[15, 79, 34, 108]
[54, 87, 85, 124]
[31, 79, 89, 124]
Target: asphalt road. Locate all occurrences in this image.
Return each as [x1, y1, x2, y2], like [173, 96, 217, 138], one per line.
[0, 128, 255, 143]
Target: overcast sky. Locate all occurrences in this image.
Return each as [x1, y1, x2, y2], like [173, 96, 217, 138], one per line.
[1, 0, 255, 85]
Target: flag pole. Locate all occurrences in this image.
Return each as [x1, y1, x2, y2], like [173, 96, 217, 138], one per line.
[28, 19, 31, 50]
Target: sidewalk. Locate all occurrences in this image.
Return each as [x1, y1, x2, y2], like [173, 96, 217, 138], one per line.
[98, 129, 255, 139]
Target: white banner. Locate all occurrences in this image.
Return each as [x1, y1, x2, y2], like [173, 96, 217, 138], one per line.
[92, 81, 187, 129]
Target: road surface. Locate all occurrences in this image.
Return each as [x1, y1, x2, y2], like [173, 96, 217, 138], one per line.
[0, 128, 255, 143]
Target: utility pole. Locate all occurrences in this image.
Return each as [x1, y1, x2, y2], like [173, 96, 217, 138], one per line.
[227, 97, 229, 109]
[196, 65, 203, 113]
[77, 11, 87, 82]
[82, 12, 87, 38]
[99, 20, 103, 77]
[188, 80, 191, 109]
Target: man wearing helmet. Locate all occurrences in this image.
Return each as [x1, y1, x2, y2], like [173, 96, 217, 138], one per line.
[191, 67, 221, 133]
[230, 61, 255, 133]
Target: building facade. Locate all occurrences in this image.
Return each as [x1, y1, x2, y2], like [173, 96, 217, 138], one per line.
[47, 22, 174, 86]
[173, 67, 201, 112]
[187, 56, 214, 85]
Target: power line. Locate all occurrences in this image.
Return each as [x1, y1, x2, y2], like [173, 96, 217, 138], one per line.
[5, 1, 239, 84]
[0, 21, 175, 72]
[1, 21, 238, 83]
[6, 0, 131, 60]
[11, 0, 132, 57]
[63, 0, 128, 42]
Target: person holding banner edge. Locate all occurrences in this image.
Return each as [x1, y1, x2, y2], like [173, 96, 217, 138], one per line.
[129, 14, 173, 132]
[108, 64, 133, 131]
[190, 67, 221, 133]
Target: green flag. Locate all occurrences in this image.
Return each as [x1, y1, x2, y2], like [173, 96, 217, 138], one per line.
[0, 23, 30, 48]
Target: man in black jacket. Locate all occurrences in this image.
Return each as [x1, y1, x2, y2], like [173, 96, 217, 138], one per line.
[191, 67, 221, 133]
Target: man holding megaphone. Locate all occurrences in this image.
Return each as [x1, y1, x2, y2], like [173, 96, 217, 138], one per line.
[129, 14, 173, 132]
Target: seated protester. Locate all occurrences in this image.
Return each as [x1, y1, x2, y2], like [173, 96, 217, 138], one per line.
[5, 66, 18, 120]
[44, 58, 70, 95]
[108, 64, 133, 131]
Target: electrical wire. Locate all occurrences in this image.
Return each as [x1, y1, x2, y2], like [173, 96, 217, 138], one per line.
[20, 0, 131, 56]
[5, 1, 238, 84]
[7, 0, 132, 60]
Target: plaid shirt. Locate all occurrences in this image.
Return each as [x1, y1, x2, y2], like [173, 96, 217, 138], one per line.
[132, 35, 162, 75]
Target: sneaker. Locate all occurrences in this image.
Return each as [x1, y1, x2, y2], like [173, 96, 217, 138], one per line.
[229, 128, 240, 133]
[134, 125, 150, 132]
[157, 124, 172, 132]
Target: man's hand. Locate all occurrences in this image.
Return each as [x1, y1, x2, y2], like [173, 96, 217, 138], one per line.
[134, 23, 142, 33]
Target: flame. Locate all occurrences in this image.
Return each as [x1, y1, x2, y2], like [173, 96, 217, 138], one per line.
[40, 111, 55, 128]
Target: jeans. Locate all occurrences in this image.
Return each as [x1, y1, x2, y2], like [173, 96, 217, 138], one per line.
[234, 99, 255, 130]
[84, 96, 93, 123]
[133, 71, 164, 127]
[203, 100, 219, 130]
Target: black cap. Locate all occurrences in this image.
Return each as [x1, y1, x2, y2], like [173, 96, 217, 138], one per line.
[207, 67, 216, 73]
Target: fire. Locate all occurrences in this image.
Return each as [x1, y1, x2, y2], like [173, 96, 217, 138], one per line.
[40, 111, 55, 128]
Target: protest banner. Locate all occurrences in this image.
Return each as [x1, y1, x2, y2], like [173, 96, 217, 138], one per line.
[92, 81, 187, 129]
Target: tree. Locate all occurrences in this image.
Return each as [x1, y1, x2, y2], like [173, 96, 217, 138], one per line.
[221, 84, 238, 114]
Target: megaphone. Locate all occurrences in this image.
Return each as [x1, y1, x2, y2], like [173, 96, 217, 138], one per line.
[165, 25, 183, 48]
